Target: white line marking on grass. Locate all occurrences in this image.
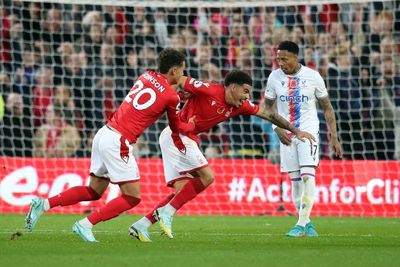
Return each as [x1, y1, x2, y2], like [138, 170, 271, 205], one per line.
[0, 229, 397, 238]
[1, 230, 274, 237]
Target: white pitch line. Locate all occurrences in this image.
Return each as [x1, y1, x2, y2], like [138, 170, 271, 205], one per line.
[1, 229, 397, 238]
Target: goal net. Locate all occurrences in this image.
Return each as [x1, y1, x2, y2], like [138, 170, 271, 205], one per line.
[0, 0, 399, 217]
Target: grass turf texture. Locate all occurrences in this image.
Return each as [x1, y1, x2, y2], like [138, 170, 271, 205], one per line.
[1, 214, 399, 267]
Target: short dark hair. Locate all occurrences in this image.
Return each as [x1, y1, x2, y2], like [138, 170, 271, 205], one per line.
[224, 70, 253, 87]
[158, 48, 185, 74]
[278, 41, 299, 55]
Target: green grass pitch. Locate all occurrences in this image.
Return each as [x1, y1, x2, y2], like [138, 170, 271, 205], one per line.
[1, 214, 399, 267]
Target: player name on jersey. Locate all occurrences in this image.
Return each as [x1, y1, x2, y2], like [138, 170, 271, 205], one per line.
[143, 73, 166, 93]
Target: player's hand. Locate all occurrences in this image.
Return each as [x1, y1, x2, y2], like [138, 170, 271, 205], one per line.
[274, 127, 292, 145]
[330, 137, 343, 159]
[178, 92, 192, 100]
[188, 115, 196, 125]
[171, 133, 186, 154]
[295, 130, 316, 143]
[180, 116, 196, 133]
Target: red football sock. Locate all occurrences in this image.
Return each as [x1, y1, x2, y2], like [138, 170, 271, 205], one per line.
[87, 195, 141, 225]
[145, 193, 175, 224]
[48, 186, 101, 208]
[169, 177, 206, 210]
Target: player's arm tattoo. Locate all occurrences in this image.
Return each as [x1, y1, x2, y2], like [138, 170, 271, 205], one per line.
[319, 96, 338, 139]
[257, 98, 299, 135]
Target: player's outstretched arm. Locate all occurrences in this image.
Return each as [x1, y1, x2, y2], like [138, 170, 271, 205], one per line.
[318, 96, 343, 158]
[256, 98, 316, 143]
[166, 104, 195, 134]
[166, 97, 195, 154]
[274, 127, 292, 145]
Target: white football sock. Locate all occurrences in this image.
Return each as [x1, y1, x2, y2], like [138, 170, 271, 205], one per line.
[136, 217, 152, 228]
[79, 217, 93, 229]
[297, 167, 316, 227]
[289, 171, 303, 213]
[43, 199, 50, 211]
[163, 203, 177, 215]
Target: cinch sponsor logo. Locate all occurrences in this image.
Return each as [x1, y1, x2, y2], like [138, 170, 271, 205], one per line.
[279, 94, 309, 103]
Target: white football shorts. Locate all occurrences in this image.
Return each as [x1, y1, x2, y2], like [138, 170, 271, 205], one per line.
[90, 125, 140, 184]
[160, 126, 208, 186]
[280, 133, 319, 172]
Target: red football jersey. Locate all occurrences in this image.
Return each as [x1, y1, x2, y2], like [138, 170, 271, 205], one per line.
[180, 77, 259, 143]
[108, 71, 183, 144]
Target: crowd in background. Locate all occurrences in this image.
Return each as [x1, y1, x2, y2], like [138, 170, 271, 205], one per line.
[0, 0, 399, 160]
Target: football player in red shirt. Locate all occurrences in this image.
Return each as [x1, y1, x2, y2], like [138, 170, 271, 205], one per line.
[25, 49, 194, 242]
[129, 70, 315, 242]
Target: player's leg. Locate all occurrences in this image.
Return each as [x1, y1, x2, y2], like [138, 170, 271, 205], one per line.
[155, 167, 212, 238]
[131, 193, 175, 227]
[153, 127, 211, 238]
[279, 140, 306, 237]
[140, 180, 188, 228]
[144, 193, 175, 224]
[74, 181, 140, 242]
[296, 136, 319, 237]
[130, 128, 184, 241]
[25, 127, 108, 232]
[129, 156, 188, 241]
[288, 171, 303, 212]
[49, 176, 107, 209]
[25, 178, 106, 232]
[129, 191, 176, 242]
[130, 177, 196, 241]
[167, 167, 213, 210]
[74, 126, 141, 242]
[297, 166, 318, 236]
[132, 170, 211, 241]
